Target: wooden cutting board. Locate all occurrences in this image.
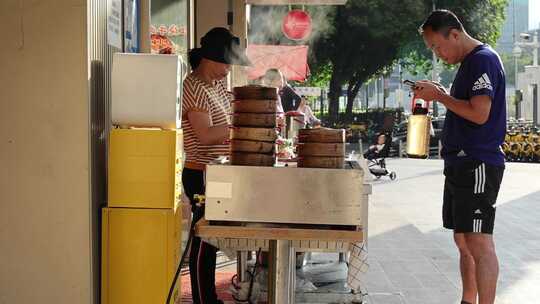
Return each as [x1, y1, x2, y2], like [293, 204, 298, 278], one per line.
[230, 127, 278, 142]
[230, 152, 276, 166]
[230, 139, 276, 154]
[297, 156, 344, 169]
[233, 85, 278, 100]
[298, 128, 345, 143]
[231, 113, 277, 128]
[297, 143, 345, 157]
[231, 99, 279, 114]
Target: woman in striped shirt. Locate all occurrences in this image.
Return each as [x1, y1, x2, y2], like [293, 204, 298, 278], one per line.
[181, 27, 250, 304]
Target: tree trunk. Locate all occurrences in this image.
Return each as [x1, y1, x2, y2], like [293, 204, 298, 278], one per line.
[328, 69, 342, 126]
[344, 95, 354, 124]
[344, 76, 363, 124]
[365, 85, 369, 110]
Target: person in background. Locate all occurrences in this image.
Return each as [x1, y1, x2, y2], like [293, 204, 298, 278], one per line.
[363, 133, 387, 159]
[261, 68, 288, 130]
[182, 27, 250, 304]
[414, 10, 506, 304]
[297, 96, 321, 127]
[262, 68, 302, 113]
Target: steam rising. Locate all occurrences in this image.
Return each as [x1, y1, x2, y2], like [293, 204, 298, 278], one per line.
[248, 5, 335, 46]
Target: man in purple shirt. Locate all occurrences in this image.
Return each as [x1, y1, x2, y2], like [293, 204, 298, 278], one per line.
[414, 10, 506, 304]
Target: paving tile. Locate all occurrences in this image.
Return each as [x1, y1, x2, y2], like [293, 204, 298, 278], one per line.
[387, 273, 424, 289]
[413, 273, 454, 290]
[431, 290, 461, 304]
[368, 293, 406, 304]
[400, 288, 439, 303]
[402, 259, 441, 274]
[364, 274, 398, 293]
[432, 260, 459, 273]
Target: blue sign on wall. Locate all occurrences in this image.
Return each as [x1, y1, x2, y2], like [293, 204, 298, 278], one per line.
[124, 0, 140, 53]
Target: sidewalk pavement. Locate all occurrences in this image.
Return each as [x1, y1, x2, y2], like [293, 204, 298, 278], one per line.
[362, 159, 540, 304]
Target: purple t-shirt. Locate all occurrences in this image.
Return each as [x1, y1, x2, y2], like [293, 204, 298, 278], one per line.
[442, 44, 507, 167]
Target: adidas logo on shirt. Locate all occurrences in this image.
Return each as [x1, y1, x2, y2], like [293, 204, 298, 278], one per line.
[472, 73, 493, 91]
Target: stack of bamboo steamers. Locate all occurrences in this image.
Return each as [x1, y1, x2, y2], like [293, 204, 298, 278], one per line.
[229, 86, 279, 166]
[297, 128, 346, 169]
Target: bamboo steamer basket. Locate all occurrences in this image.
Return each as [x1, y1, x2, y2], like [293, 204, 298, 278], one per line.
[231, 99, 279, 114]
[297, 143, 345, 157]
[233, 85, 278, 100]
[231, 113, 277, 128]
[230, 127, 278, 142]
[230, 152, 276, 166]
[298, 128, 345, 143]
[297, 156, 344, 169]
[230, 139, 275, 154]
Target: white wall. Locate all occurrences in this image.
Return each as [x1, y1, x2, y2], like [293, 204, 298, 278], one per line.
[517, 66, 540, 120]
[0, 1, 92, 303]
[195, 0, 229, 46]
[195, 0, 248, 86]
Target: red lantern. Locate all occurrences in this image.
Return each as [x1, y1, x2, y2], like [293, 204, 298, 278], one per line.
[282, 10, 312, 41]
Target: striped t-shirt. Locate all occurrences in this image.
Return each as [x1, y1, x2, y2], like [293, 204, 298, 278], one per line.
[182, 74, 231, 169]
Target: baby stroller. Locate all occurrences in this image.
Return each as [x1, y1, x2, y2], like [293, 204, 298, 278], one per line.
[364, 132, 397, 180]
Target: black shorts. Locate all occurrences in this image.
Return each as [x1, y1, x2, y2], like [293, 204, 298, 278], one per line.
[443, 160, 504, 234]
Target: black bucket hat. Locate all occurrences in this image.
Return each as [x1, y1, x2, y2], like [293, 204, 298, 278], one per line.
[200, 27, 251, 66]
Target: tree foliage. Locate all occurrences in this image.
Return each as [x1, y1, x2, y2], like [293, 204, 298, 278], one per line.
[311, 0, 428, 123]
[400, 0, 508, 75]
[308, 0, 508, 124]
[499, 52, 533, 87]
[248, 1, 508, 125]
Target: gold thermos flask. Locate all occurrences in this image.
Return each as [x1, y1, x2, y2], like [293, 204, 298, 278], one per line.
[406, 98, 432, 158]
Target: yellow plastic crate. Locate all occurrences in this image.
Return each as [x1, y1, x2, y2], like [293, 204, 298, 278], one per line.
[101, 205, 182, 304]
[108, 129, 183, 208]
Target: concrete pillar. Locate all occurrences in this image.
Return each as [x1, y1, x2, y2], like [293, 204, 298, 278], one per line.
[1, 1, 92, 303]
[231, 0, 249, 87]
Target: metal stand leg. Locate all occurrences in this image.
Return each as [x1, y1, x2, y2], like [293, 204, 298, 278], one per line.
[339, 252, 347, 263]
[305, 251, 312, 262]
[296, 252, 305, 268]
[237, 251, 248, 282]
[268, 240, 295, 304]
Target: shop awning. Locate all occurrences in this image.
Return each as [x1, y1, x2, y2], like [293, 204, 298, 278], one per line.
[246, 44, 310, 82]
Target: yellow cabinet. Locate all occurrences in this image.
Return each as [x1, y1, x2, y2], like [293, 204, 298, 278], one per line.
[101, 205, 182, 304]
[108, 128, 183, 208]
